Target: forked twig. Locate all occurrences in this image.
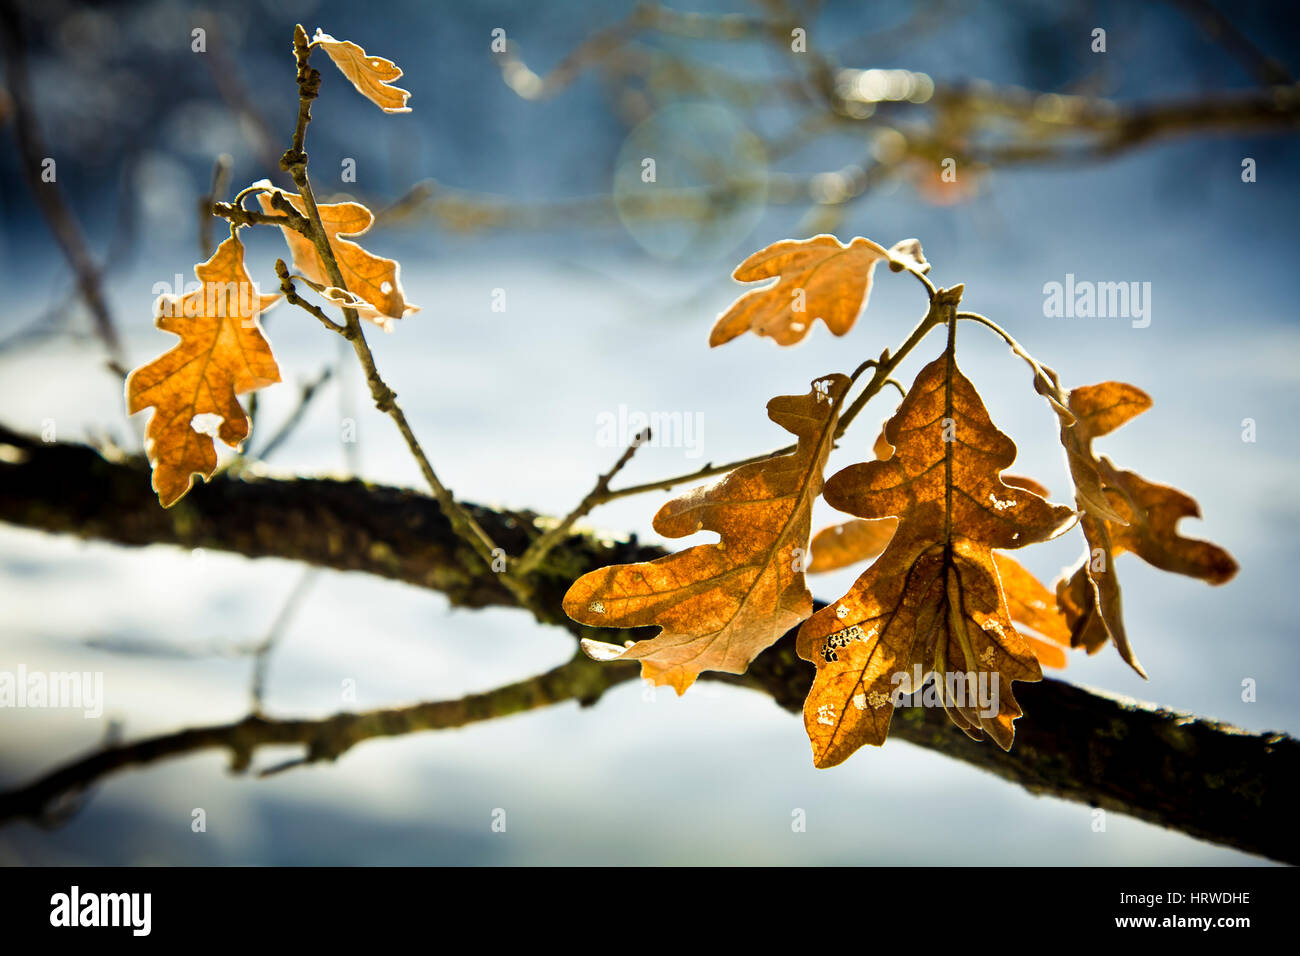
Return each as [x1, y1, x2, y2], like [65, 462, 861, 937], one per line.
[514, 428, 652, 577]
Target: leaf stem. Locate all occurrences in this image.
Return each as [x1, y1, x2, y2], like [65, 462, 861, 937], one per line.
[836, 294, 942, 438]
[211, 203, 299, 230]
[274, 260, 345, 333]
[957, 310, 1073, 421]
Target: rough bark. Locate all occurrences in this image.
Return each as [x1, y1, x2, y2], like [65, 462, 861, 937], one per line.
[0, 425, 1294, 863]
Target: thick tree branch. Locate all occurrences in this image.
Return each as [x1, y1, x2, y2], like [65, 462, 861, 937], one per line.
[0, 425, 1294, 863]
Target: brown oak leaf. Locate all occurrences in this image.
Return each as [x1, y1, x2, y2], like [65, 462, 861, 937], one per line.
[1054, 536, 1114, 657]
[564, 375, 851, 693]
[125, 237, 280, 507]
[798, 353, 1073, 766]
[256, 182, 418, 325]
[710, 235, 905, 347]
[1100, 460, 1239, 585]
[1050, 383, 1237, 675]
[311, 30, 412, 113]
[886, 238, 930, 275]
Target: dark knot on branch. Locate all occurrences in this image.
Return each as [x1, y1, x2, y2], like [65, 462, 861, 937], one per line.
[280, 148, 309, 174]
[298, 67, 321, 100]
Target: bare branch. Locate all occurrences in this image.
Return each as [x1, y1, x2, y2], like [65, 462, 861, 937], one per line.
[249, 363, 334, 464]
[1164, 0, 1292, 86]
[250, 568, 317, 711]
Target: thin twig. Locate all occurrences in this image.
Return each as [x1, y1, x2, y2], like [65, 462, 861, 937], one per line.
[199, 154, 233, 258]
[1164, 0, 1292, 86]
[514, 428, 651, 577]
[251, 365, 333, 463]
[212, 202, 301, 230]
[957, 310, 1073, 420]
[583, 268, 946, 507]
[835, 280, 944, 437]
[250, 568, 318, 711]
[274, 261, 346, 334]
[587, 447, 780, 504]
[0, 651, 637, 823]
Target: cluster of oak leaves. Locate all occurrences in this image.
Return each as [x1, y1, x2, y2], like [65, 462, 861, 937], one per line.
[124, 32, 1236, 769]
[565, 236, 1236, 766]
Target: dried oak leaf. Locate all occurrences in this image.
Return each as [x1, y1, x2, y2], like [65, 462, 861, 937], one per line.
[1055, 473, 1238, 665]
[798, 354, 1074, 766]
[564, 375, 851, 693]
[126, 237, 280, 507]
[710, 235, 923, 347]
[1046, 381, 1147, 671]
[1054, 534, 1115, 657]
[1050, 383, 1237, 675]
[256, 182, 418, 326]
[311, 30, 412, 113]
[886, 238, 930, 275]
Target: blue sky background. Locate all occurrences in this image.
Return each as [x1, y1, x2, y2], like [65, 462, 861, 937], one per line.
[0, 0, 1297, 864]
